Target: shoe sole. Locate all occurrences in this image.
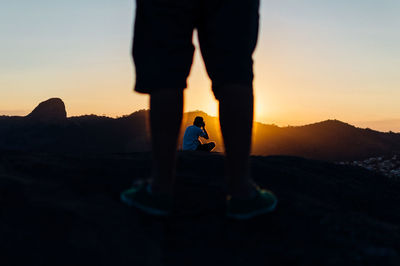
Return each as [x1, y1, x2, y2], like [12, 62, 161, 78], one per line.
[226, 198, 278, 220]
[120, 193, 170, 217]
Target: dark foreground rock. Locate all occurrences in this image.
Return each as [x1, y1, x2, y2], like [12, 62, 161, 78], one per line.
[0, 151, 399, 266]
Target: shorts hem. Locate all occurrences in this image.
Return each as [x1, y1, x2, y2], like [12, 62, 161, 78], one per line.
[134, 83, 187, 95]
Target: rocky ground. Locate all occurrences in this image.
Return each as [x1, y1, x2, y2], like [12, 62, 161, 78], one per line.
[1, 151, 400, 266]
[339, 155, 400, 179]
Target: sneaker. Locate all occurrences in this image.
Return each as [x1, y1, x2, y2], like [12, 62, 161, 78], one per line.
[226, 188, 278, 220]
[120, 182, 172, 216]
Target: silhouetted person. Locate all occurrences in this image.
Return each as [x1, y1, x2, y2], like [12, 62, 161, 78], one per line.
[182, 116, 216, 152]
[121, 0, 277, 219]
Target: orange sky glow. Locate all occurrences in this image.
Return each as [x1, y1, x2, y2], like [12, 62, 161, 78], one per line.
[1, 1, 399, 132]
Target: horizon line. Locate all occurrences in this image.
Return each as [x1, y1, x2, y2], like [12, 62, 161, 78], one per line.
[2, 108, 400, 134]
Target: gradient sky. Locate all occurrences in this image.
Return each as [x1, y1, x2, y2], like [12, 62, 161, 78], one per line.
[1, 0, 399, 131]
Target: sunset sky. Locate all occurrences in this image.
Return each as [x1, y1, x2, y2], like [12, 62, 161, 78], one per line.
[1, 0, 399, 131]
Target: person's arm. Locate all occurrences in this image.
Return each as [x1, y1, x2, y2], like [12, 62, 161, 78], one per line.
[201, 126, 209, 140]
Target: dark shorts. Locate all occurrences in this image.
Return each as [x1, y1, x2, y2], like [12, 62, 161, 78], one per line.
[132, 0, 260, 100]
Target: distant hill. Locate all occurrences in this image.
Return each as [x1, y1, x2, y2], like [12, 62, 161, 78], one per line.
[252, 120, 400, 161]
[1, 98, 400, 161]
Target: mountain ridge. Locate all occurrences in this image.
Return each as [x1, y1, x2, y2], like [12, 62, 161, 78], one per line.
[1, 98, 400, 161]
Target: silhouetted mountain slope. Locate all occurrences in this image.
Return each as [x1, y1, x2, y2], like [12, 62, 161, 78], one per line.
[252, 119, 400, 161]
[0, 151, 399, 266]
[0, 107, 151, 153]
[1, 98, 400, 161]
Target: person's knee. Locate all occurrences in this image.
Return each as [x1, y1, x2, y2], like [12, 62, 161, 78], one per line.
[207, 142, 216, 152]
[213, 83, 253, 102]
[150, 89, 183, 99]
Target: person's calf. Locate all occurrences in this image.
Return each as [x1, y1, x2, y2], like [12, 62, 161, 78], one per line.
[149, 89, 184, 196]
[217, 84, 255, 199]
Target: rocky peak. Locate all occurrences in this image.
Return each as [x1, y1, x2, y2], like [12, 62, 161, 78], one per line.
[27, 98, 67, 122]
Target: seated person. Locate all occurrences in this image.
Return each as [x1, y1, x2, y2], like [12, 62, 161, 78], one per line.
[182, 116, 216, 152]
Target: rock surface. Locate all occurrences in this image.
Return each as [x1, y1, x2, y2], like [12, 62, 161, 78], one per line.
[339, 155, 400, 179]
[26, 98, 67, 122]
[0, 151, 399, 266]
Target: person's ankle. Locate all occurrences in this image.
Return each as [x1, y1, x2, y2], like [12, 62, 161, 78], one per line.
[149, 182, 173, 197]
[229, 183, 257, 200]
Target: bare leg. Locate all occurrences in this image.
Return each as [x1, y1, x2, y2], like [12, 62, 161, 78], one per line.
[149, 90, 183, 196]
[218, 84, 255, 199]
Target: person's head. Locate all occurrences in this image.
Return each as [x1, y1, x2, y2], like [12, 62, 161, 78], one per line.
[193, 116, 205, 127]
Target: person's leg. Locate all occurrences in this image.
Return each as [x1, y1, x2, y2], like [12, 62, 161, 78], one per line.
[120, 89, 183, 214]
[131, 0, 195, 195]
[205, 142, 216, 152]
[196, 142, 216, 152]
[149, 89, 184, 196]
[121, 0, 196, 215]
[197, 0, 260, 198]
[196, 143, 205, 151]
[198, 0, 277, 218]
[218, 85, 255, 199]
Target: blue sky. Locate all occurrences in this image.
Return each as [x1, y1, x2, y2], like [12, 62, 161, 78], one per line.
[1, 0, 399, 131]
